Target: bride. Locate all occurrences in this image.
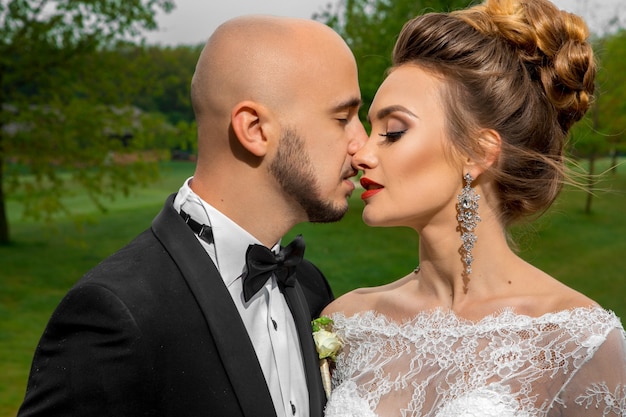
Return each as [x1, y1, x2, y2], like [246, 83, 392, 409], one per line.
[322, 0, 626, 416]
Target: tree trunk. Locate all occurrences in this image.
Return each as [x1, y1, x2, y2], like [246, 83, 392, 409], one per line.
[610, 146, 618, 175]
[0, 153, 9, 245]
[0, 65, 10, 244]
[584, 154, 595, 215]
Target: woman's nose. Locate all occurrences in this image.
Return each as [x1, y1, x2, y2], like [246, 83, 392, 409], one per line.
[352, 136, 377, 171]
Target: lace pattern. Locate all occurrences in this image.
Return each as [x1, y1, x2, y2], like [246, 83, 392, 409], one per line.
[325, 307, 626, 417]
[576, 383, 626, 416]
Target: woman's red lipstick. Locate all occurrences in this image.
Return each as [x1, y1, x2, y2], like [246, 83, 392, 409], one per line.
[360, 177, 383, 200]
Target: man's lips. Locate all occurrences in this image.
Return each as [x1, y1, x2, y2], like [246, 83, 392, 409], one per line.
[360, 177, 383, 200]
[342, 169, 358, 193]
[343, 178, 356, 193]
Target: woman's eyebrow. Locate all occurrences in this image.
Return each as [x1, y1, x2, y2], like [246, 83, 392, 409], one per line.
[373, 105, 418, 121]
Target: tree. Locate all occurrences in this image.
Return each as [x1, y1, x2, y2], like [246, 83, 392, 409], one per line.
[134, 44, 203, 125]
[0, 0, 175, 244]
[314, 0, 472, 122]
[568, 30, 626, 213]
[594, 30, 626, 173]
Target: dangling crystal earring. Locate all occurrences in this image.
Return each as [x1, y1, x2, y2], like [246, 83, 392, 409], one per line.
[457, 173, 480, 293]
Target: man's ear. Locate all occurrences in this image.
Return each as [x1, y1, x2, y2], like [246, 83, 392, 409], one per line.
[231, 101, 272, 157]
[464, 129, 501, 179]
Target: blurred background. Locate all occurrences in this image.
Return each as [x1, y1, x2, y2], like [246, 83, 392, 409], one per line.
[1, 0, 625, 415]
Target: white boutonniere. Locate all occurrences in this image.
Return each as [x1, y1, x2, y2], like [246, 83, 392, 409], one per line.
[312, 316, 342, 398]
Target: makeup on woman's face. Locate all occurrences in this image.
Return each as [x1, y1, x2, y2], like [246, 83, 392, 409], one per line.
[353, 65, 462, 229]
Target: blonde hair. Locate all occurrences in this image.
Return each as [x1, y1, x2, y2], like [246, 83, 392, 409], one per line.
[393, 0, 596, 226]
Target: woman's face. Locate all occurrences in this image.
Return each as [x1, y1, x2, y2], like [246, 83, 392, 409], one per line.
[354, 64, 464, 230]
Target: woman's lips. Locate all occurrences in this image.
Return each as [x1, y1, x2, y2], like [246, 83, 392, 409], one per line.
[360, 177, 383, 200]
[361, 188, 382, 200]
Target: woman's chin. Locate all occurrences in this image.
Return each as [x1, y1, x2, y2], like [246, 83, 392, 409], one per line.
[361, 212, 389, 228]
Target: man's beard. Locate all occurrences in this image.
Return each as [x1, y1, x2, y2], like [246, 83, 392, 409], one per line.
[269, 128, 348, 223]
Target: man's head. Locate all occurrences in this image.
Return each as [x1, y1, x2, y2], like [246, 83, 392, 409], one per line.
[190, 15, 366, 243]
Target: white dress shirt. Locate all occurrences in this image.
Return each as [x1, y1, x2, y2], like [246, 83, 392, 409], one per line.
[173, 178, 309, 417]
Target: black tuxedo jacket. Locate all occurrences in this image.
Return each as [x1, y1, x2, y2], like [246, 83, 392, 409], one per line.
[18, 194, 333, 417]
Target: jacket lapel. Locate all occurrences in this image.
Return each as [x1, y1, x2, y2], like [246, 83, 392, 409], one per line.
[283, 281, 326, 417]
[152, 195, 277, 417]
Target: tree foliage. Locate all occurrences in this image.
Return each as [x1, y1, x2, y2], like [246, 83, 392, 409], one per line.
[570, 32, 626, 159]
[131, 44, 203, 125]
[568, 30, 626, 212]
[593, 31, 626, 161]
[0, 0, 175, 243]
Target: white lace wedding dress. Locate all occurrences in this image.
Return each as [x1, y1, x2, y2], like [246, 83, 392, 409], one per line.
[324, 307, 626, 417]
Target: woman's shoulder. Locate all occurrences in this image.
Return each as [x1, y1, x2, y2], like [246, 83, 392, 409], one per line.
[523, 275, 601, 315]
[321, 273, 416, 318]
[321, 286, 381, 318]
[502, 261, 601, 317]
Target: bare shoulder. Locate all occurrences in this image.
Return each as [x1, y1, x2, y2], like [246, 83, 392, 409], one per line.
[321, 286, 381, 318]
[515, 266, 601, 315]
[549, 280, 600, 310]
[321, 274, 416, 318]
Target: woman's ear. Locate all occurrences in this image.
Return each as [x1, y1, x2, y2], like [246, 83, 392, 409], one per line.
[465, 128, 501, 179]
[231, 101, 272, 157]
[479, 129, 501, 169]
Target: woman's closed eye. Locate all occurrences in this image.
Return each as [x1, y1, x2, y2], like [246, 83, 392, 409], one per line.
[379, 129, 407, 143]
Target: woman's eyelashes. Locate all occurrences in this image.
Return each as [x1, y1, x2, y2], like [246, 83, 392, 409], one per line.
[378, 129, 407, 142]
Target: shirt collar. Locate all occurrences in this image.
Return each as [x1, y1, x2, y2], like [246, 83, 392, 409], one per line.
[173, 177, 280, 287]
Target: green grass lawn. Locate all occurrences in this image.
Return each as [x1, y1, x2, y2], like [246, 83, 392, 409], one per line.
[1, 159, 625, 416]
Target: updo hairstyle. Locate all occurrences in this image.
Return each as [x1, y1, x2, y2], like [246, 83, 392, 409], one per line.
[393, 0, 596, 226]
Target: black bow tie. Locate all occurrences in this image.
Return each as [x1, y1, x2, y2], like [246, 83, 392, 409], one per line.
[241, 235, 305, 302]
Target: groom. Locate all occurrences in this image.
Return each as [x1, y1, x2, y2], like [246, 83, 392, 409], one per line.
[18, 15, 366, 417]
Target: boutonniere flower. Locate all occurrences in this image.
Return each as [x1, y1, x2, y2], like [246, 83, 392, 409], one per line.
[312, 316, 342, 398]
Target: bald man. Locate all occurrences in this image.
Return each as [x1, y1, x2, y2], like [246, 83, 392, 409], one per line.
[18, 15, 366, 417]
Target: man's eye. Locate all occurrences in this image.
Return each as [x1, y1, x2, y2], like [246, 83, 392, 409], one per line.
[378, 130, 407, 142]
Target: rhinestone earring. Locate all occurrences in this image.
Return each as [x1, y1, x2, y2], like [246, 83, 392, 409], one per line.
[457, 173, 480, 292]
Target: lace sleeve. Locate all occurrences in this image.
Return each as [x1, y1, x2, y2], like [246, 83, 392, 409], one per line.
[558, 327, 626, 416]
[327, 309, 626, 417]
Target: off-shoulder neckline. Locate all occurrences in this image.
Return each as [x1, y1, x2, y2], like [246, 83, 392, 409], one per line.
[330, 306, 620, 329]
